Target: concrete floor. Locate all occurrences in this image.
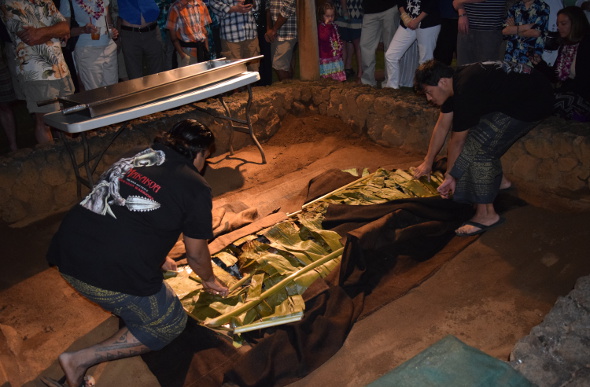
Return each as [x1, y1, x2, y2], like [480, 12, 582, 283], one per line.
[1, 118, 589, 386]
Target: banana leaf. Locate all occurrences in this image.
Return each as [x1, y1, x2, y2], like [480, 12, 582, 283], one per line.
[233, 296, 305, 333]
[166, 168, 444, 334]
[202, 247, 344, 329]
[215, 251, 239, 268]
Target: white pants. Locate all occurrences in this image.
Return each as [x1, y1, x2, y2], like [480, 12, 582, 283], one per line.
[384, 24, 441, 89]
[360, 7, 398, 87]
[74, 41, 118, 91]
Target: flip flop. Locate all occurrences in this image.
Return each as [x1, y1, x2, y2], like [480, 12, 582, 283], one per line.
[41, 375, 95, 387]
[455, 216, 505, 237]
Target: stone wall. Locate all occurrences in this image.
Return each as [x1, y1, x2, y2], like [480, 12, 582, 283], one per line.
[1, 80, 589, 225]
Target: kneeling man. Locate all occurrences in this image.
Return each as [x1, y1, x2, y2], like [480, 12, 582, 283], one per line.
[46, 119, 228, 386]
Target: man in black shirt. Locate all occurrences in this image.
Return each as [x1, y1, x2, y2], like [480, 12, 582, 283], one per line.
[46, 119, 228, 387]
[413, 60, 553, 236]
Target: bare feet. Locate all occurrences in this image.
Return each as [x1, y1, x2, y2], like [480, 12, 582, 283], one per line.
[500, 176, 512, 190]
[455, 214, 505, 236]
[58, 352, 87, 387]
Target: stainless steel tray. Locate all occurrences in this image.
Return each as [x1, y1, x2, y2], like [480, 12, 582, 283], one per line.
[57, 56, 261, 118]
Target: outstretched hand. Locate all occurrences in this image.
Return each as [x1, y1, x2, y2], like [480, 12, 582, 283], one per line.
[202, 277, 229, 297]
[413, 161, 432, 181]
[437, 174, 456, 199]
[161, 256, 178, 272]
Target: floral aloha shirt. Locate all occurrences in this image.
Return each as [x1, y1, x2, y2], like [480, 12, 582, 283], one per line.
[504, 0, 549, 65]
[0, 0, 70, 81]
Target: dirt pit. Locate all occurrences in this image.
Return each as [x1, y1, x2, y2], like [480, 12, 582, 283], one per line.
[1, 113, 589, 387]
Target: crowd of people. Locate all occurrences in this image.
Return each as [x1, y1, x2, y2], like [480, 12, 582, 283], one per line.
[319, 0, 589, 124]
[0, 0, 589, 153]
[0, 0, 290, 153]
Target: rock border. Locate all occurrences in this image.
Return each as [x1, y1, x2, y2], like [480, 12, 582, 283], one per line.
[1, 80, 589, 225]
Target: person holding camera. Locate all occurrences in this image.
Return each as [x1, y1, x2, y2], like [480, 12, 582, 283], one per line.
[210, 0, 261, 72]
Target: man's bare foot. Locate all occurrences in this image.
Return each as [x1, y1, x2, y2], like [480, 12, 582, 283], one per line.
[58, 352, 87, 387]
[455, 215, 505, 237]
[455, 214, 506, 236]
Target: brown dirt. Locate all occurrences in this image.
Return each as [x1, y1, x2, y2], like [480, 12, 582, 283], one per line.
[0, 113, 400, 386]
[1, 113, 588, 387]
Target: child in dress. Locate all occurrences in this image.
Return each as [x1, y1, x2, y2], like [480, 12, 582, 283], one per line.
[318, 2, 346, 81]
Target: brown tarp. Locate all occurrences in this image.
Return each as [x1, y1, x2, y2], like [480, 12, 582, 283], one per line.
[142, 169, 475, 386]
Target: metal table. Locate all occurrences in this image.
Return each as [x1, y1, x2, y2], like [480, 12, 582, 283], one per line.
[44, 60, 264, 197]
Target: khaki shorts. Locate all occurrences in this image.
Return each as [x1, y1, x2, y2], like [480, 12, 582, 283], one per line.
[220, 38, 260, 72]
[270, 38, 297, 72]
[19, 75, 74, 113]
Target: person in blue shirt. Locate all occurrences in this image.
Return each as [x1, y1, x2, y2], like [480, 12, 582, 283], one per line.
[117, 0, 164, 79]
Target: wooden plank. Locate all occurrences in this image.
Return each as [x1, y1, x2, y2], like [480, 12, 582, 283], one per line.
[298, 0, 319, 80]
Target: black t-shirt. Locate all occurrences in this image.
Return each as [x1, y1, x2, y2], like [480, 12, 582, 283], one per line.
[441, 61, 554, 132]
[47, 144, 213, 296]
[363, 0, 396, 14]
[398, 0, 441, 29]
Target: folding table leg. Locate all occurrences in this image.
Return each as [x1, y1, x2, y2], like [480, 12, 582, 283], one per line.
[219, 85, 266, 164]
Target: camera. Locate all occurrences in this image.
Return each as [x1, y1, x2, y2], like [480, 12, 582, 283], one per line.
[244, 0, 253, 5]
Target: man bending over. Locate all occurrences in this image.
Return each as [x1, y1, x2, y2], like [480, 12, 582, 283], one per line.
[413, 60, 553, 236]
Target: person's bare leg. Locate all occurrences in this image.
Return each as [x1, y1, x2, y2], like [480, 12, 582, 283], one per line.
[455, 203, 501, 235]
[57, 326, 150, 387]
[0, 103, 17, 151]
[35, 112, 53, 145]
